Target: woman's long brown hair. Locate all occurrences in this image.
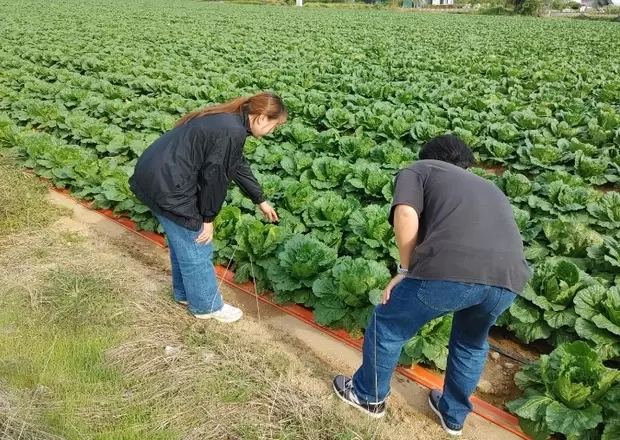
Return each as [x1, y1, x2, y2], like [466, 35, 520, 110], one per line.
[175, 92, 287, 128]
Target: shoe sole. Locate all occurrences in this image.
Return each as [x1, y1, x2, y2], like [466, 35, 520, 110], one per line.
[193, 312, 243, 323]
[427, 396, 462, 436]
[332, 381, 385, 419]
[176, 301, 188, 306]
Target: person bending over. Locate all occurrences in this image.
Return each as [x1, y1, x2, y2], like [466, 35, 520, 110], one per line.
[333, 135, 532, 436]
[130, 92, 287, 323]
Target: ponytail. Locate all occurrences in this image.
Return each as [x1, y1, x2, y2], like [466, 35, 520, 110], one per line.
[175, 92, 287, 128]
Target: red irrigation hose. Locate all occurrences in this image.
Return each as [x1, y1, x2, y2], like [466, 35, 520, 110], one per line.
[49, 186, 530, 439]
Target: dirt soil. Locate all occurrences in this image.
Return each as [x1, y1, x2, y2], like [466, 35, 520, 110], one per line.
[481, 328, 545, 409]
[477, 162, 507, 176]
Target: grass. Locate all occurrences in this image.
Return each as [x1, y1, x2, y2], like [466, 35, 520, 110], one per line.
[0, 157, 444, 439]
[0, 176, 158, 438]
[0, 156, 67, 237]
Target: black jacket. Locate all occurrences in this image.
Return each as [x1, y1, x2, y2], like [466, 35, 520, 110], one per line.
[129, 111, 264, 231]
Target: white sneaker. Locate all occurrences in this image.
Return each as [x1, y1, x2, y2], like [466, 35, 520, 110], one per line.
[194, 303, 243, 323]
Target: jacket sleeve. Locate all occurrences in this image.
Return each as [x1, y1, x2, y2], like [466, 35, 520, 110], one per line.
[198, 137, 236, 223]
[233, 157, 265, 205]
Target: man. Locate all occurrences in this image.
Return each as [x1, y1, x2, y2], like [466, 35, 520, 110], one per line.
[333, 135, 532, 436]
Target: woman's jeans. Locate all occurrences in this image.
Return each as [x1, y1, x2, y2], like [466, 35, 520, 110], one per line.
[156, 214, 224, 315]
[352, 278, 516, 427]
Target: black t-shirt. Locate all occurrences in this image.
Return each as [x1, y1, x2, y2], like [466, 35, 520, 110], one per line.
[389, 160, 532, 294]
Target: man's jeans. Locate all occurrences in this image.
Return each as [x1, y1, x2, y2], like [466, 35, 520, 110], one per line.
[352, 278, 516, 427]
[156, 214, 224, 315]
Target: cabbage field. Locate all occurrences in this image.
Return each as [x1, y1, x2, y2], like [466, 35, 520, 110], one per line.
[1, 0, 620, 438]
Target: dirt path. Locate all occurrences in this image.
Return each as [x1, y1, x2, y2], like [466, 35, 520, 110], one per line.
[44, 190, 522, 440]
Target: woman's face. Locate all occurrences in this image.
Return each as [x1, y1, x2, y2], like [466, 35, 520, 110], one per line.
[250, 114, 284, 138]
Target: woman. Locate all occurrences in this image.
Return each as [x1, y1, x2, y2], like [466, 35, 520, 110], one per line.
[130, 92, 287, 323]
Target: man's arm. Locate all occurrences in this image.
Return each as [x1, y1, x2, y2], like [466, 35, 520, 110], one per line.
[393, 204, 419, 271]
[389, 168, 424, 269]
[383, 168, 425, 303]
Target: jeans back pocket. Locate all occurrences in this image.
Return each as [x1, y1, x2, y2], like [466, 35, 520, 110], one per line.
[415, 280, 476, 312]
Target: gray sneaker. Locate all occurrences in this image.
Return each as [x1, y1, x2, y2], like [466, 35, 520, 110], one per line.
[428, 389, 463, 436]
[332, 375, 386, 419]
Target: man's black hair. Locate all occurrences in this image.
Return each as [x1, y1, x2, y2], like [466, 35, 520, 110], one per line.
[419, 135, 474, 169]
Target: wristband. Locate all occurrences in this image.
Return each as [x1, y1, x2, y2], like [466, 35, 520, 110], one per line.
[396, 265, 408, 275]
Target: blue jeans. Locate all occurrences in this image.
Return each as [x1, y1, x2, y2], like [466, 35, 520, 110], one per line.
[352, 279, 516, 427]
[155, 214, 224, 315]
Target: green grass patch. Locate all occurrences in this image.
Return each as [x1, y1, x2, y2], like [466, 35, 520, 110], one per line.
[38, 269, 127, 329]
[0, 277, 175, 440]
[0, 156, 67, 236]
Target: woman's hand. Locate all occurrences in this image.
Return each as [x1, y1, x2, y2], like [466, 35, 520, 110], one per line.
[258, 202, 279, 223]
[196, 222, 214, 244]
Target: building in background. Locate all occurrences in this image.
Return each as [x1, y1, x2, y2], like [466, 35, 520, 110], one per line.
[571, 0, 620, 6]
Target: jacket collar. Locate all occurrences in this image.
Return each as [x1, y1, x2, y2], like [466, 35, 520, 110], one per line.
[241, 109, 252, 135]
